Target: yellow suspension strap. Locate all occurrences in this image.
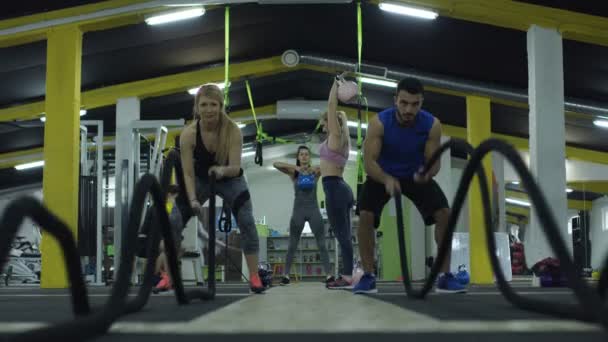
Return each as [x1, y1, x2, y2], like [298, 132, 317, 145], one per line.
[245, 80, 264, 166]
[244, 80, 293, 166]
[224, 6, 231, 108]
[355, 0, 368, 198]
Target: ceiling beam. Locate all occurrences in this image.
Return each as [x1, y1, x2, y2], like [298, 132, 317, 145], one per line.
[0, 0, 150, 30]
[2, 54, 608, 165]
[567, 181, 608, 195]
[507, 214, 527, 225]
[506, 190, 592, 211]
[376, 0, 608, 47]
[0, 0, 159, 47]
[4, 104, 608, 171]
[0, 56, 295, 122]
[0, 148, 43, 170]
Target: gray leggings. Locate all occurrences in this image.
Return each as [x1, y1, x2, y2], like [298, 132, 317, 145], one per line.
[195, 176, 259, 254]
[284, 206, 331, 276]
[322, 176, 354, 276]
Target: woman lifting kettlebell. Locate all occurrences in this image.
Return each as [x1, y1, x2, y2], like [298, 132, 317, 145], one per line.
[273, 146, 333, 286]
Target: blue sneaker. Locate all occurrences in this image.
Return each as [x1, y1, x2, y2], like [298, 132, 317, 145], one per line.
[436, 272, 467, 293]
[353, 273, 378, 294]
[456, 265, 470, 285]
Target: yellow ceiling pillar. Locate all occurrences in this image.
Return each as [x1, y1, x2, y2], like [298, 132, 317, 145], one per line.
[41, 25, 83, 288]
[466, 95, 494, 284]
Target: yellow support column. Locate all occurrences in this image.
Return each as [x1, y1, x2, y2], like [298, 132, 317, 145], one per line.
[41, 25, 83, 288]
[466, 96, 494, 284]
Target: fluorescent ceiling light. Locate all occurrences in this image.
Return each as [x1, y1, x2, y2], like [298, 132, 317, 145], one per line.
[593, 120, 608, 128]
[40, 110, 87, 122]
[511, 181, 520, 185]
[188, 82, 227, 95]
[165, 3, 205, 7]
[359, 77, 397, 88]
[237, 123, 246, 128]
[379, 2, 438, 20]
[566, 188, 574, 193]
[15, 160, 44, 170]
[506, 198, 530, 207]
[145, 7, 205, 26]
[258, 0, 352, 4]
[347, 121, 368, 129]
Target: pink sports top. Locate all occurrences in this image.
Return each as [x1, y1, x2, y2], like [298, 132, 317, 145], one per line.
[319, 138, 350, 167]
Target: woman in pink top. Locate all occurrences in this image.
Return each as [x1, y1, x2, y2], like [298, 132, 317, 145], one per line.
[320, 77, 355, 289]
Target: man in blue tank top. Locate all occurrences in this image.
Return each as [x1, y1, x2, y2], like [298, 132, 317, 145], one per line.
[353, 77, 466, 294]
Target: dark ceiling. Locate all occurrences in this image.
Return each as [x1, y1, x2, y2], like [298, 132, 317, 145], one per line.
[1, 0, 608, 192]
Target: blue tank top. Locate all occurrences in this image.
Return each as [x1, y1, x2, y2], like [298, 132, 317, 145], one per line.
[377, 108, 435, 179]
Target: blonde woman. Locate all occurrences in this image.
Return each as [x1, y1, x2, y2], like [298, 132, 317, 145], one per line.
[320, 77, 355, 289]
[179, 84, 264, 294]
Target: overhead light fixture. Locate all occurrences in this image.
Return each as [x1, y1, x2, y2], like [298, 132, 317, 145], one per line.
[165, 2, 206, 7]
[566, 188, 574, 193]
[511, 181, 520, 185]
[379, 2, 438, 20]
[15, 160, 44, 170]
[145, 7, 205, 26]
[349, 150, 359, 155]
[237, 123, 246, 129]
[506, 198, 531, 207]
[359, 76, 397, 88]
[40, 109, 87, 122]
[258, 0, 352, 4]
[188, 82, 227, 95]
[347, 121, 368, 129]
[593, 120, 608, 128]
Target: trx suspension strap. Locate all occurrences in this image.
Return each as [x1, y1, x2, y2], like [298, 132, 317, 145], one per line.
[245, 80, 264, 166]
[224, 6, 230, 108]
[355, 1, 367, 199]
[245, 80, 293, 166]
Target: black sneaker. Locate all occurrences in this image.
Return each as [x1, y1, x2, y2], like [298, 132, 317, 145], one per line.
[280, 276, 290, 286]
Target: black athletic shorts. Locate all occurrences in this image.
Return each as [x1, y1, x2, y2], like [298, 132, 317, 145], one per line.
[358, 176, 449, 228]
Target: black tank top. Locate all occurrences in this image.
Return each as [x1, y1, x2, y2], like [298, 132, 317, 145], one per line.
[193, 119, 217, 180]
[192, 120, 243, 180]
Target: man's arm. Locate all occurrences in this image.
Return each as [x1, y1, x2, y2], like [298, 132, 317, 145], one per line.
[424, 118, 442, 177]
[363, 115, 388, 183]
[179, 126, 198, 203]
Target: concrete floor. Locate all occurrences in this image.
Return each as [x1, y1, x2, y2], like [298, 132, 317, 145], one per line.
[0, 282, 605, 341]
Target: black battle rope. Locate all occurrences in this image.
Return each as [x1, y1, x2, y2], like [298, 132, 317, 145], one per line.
[0, 156, 217, 342]
[394, 138, 607, 328]
[3, 174, 168, 342]
[0, 199, 90, 316]
[159, 149, 216, 301]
